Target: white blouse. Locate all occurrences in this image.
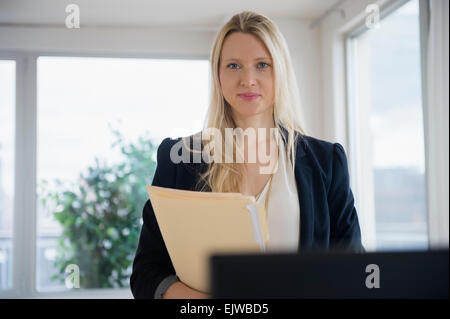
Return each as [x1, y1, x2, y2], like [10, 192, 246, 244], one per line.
[255, 135, 300, 252]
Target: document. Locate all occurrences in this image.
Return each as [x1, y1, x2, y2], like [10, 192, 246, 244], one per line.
[146, 185, 268, 293]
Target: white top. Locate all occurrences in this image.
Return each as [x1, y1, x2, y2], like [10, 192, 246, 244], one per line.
[255, 136, 300, 252]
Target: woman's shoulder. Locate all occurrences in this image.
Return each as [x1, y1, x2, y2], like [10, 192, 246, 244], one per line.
[158, 131, 203, 151]
[156, 131, 206, 175]
[300, 134, 333, 151]
[155, 132, 207, 189]
[297, 134, 350, 183]
[299, 134, 347, 159]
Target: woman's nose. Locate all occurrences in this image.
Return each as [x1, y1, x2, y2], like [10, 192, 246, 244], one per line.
[240, 69, 257, 87]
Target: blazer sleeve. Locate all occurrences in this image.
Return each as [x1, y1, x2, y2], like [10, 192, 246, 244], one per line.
[130, 138, 177, 299]
[328, 143, 365, 253]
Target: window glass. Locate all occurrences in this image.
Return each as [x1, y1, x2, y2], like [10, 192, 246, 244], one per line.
[36, 56, 209, 290]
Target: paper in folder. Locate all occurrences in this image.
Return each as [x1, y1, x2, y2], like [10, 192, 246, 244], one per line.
[146, 185, 268, 293]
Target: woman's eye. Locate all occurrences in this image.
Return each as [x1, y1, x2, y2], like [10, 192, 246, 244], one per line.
[226, 62, 270, 70]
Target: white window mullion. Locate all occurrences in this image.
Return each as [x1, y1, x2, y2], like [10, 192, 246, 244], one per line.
[345, 38, 377, 252]
[13, 53, 38, 297]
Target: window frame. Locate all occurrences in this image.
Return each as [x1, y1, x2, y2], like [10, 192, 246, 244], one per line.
[0, 50, 209, 298]
[0, 53, 20, 297]
[343, 0, 431, 251]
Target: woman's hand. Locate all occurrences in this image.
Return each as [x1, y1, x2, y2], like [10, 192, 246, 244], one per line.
[162, 281, 210, 299]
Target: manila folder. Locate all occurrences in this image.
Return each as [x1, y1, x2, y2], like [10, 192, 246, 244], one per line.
[146, 185, 268, 293]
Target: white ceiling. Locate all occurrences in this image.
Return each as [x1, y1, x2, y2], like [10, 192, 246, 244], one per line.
[0, 0, 337, 28]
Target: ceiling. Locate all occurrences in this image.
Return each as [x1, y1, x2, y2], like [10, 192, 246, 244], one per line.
[0, 0, 338, 28]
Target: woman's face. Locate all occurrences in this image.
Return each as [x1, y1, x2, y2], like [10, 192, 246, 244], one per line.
[219, 32, 275, 121]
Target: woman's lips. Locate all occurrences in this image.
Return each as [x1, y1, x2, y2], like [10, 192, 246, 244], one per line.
[238, 94, 260, 102]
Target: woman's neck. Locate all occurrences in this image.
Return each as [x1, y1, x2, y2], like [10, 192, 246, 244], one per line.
[232, 113, 276, 142]
[232, 114, 278, 166]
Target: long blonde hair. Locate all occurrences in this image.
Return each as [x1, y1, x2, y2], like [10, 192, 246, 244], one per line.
[191, 10, 306, 193]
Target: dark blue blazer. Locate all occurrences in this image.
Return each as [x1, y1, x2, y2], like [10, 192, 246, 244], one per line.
[130, 127, 365, 299]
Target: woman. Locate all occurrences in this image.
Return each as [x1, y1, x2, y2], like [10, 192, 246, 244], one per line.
[130, 11, 364, 299]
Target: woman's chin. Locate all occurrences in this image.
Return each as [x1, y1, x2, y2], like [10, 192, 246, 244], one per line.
[230, 102, 272, 120]
[236, 104, 264, 115]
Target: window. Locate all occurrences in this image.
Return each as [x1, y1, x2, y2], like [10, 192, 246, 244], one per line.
[36, 56, 209, 291]
[0, 60, 15, 290]
[347, 0, 428, 251]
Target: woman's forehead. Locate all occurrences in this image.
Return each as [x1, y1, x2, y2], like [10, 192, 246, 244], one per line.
[221, 33, 271, 60]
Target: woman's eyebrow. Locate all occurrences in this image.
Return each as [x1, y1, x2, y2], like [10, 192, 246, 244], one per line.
[224, 57, 272, 62]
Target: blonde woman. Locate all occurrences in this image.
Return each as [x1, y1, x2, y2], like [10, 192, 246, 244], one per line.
[131, 11, 364, 299]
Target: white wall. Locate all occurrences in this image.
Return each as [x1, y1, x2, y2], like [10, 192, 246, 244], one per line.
[272, 17, 322, 137]
[0, 25, 214, 57]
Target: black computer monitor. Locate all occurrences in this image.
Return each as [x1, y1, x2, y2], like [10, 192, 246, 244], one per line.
[210, 249, 449, 299]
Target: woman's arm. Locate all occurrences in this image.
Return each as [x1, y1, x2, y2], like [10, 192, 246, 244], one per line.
[130, 137, 211, 299]
[130, 138, 179, 298]
[327, 143, 365, 253]
[162, 281, 210, 299]
[130, 198, 177, 298]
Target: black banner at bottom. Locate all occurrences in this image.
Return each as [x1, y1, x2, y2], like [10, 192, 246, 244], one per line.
[0, 299, 447, 318]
